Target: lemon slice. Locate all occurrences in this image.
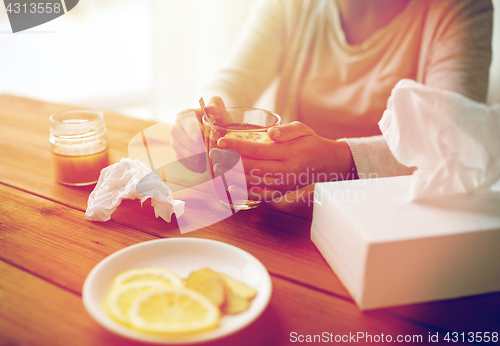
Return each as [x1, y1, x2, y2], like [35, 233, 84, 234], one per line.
[106, 281, 165, 324]
[110, 267, 184, 291]
[129, 287, 220, 334]
[224, 131, 270, 142]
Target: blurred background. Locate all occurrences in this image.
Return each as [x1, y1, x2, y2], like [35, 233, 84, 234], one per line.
[0, 0, 498, 122]
[0, 0, 261, 121]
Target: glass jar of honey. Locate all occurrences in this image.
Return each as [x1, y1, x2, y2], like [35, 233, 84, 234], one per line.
[50, 109, 109, 186]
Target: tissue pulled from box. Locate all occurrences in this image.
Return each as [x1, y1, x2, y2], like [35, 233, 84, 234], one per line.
[379, 79, 500, 200]
[85, 158, 185, 222]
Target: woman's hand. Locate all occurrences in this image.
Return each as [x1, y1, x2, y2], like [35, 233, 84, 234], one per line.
[216, 121, 358, 199]
[169, 96, 231, 173]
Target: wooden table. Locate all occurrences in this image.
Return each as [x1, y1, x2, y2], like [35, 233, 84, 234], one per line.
[1, 94, 499, 346]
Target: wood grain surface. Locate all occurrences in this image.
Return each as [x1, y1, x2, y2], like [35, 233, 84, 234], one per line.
[1, 94, 498, 345]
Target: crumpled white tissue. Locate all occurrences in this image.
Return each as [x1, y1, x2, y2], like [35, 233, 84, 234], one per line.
[379, 79, 500, 200]
[85, 158, 185, 222]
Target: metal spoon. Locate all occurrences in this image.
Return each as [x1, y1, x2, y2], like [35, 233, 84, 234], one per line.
[199, 98, 235, 213]
[199, 97, 215, 127]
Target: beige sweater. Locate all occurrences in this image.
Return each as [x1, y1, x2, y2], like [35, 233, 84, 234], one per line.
[205, 0, 492, 178]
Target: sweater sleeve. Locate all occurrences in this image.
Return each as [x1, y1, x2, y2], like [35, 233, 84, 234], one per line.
[203, 0, 286, 107]
[343, 0, 492, 179]
[341, 136, 415, 178]
[421, 0, 493, 103]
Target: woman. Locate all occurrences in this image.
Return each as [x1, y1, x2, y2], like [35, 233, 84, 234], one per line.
[171, 0, 492, 200]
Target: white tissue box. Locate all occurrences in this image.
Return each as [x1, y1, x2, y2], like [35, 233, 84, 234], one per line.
[311, 176, 500, 310]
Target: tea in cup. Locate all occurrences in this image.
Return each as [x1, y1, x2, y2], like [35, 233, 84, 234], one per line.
[202, 107, 281, 210]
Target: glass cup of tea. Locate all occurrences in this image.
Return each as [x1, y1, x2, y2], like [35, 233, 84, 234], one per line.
[202, 107, 281, 210]
[50, 109, 109, 186]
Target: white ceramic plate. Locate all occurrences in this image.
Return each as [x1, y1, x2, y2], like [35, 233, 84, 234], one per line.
[82, 238, 272, 344]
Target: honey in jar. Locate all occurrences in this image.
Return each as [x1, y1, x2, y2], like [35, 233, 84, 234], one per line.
[50, 109, 109, 186]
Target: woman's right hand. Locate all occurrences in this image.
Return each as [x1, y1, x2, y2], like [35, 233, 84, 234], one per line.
[169, 96, 231, 173]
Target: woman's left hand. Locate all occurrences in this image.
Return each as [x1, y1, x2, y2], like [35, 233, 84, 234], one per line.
[216, 121, 357, 200]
